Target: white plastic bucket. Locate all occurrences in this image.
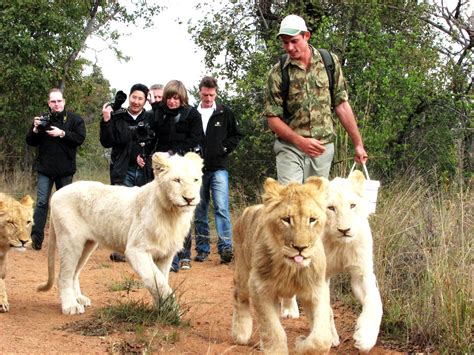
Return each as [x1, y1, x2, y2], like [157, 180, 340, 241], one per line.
[350, 163, 380, 214]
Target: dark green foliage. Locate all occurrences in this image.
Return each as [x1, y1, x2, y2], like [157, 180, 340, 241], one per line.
[189, 1, 472, 191]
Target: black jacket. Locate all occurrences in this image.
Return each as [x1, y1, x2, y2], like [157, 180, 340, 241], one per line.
[26, 110, 86, 177]
[99, 109, 153, 185]
[202, 104, 243, 171]
[151, 102, 204, 155]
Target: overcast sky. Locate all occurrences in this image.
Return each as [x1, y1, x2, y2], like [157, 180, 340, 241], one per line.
[83, 0, 208, 103]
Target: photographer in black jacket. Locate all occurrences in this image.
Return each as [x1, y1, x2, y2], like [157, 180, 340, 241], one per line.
[26, 88, 86, 250]
[100, 83, 153, 187]
[100, 83, 153, 262]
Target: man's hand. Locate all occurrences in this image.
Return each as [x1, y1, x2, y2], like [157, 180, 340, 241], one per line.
[296, 136, 327, 157]
[102, 103, 113, 122]
[137, 155, 145, 168]
[354, 145, 368, 164]
[47, 126, 65, 138]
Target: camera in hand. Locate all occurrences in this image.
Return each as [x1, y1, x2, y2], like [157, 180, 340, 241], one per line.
[37, 114, 52, 131]
[109, 90, 127, 113]
[130, 121, 155, 144]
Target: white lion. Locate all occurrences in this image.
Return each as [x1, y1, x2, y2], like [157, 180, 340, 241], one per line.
[37, 152, 203, 315]
[323, 170, 383, 352]
[281, 170, 383, 353]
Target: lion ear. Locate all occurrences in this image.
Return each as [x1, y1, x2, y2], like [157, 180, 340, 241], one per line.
[305, 176, 328, 193]
[262, 177, 283, 203]
[184, 152, 204, 170]
[20, 194, 34, 207]
[152, 152, 171, 177]
[348, 170, 365, 195]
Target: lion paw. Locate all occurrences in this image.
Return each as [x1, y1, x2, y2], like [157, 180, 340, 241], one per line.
[281, 297, 299, 318]
[76, 295, 91, 307]
[353, 322, 378, 353]
[295, 335, 331, 355]
[62, 303, 85, 315]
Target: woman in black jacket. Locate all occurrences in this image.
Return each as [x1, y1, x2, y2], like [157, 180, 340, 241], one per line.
[149, 80, 203, 156]
[146, 80, 204, 272]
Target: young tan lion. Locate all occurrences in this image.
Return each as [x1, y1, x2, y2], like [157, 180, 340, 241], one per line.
[232, 177, 332, 355]
[37, 152, 203, 315]
[0, 193, 34, 312]
[281, 170, 383, 352]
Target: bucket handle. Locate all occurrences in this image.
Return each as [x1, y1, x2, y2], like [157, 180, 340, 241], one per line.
[350, 162, 371, 180]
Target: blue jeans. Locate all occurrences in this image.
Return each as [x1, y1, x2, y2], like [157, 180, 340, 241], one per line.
[122, 166, 145, 187]
[31, 173, 73, 245]
[194, 169, 233, 255]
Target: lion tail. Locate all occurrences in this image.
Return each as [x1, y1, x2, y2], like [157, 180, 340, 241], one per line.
[37, 217, 56, 292]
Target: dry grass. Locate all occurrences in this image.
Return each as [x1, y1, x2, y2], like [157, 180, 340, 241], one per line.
[371, 172, 472, 353]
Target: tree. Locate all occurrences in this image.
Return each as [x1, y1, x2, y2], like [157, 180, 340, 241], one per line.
[0, 1, 161, 169]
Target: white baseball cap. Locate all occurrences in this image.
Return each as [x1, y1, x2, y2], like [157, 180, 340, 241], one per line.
[277, 14, 308, 37]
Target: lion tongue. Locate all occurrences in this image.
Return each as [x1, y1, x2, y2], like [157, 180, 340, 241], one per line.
[294, 255, 304, 263]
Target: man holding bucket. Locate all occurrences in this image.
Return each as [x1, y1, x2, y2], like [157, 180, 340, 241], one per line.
[264, 14, 368, 182]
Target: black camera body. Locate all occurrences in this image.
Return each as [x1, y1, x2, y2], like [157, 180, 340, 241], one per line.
[109, 90, 127, 114]
[130, 121, 155, 144]
[37, 114, 52, 131]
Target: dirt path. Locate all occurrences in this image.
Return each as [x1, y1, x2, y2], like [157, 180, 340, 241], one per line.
[1, 240, 402, 354]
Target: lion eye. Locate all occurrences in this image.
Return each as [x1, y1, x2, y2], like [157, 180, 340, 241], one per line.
[327, 206, 335, 212]
[350, 203, 356, 209]
[282, 216, 291, 224]
[309, 217, 317, 223]
[173, 178, 181, 183]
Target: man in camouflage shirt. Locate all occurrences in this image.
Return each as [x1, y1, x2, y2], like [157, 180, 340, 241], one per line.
[264, 14, 368, 183]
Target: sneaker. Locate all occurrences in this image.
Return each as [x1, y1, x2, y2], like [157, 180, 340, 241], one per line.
[180, 260, 191, 270]
[220, 249, 233, 263]
[110, 252, 126, 262]
[170, 265, 178, 273]
[194, 252, 208, 262]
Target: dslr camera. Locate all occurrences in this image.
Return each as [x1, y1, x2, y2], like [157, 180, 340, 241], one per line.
[129, 121, 155, 144]
[108, 90, 127, 114]
[37, 114, 52, 131]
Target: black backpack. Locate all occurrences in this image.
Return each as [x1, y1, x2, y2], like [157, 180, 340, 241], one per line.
[280, 48, 335, 123]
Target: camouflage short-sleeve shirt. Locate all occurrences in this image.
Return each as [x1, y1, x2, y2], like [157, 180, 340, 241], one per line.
[264, 45, 349, 144]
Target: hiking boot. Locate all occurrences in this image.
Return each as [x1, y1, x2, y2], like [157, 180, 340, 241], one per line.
[180, 260, 192, 270]
[110, 252, 126, 262]
[194, 252, 208, 262]
[220, 249, 233, 264]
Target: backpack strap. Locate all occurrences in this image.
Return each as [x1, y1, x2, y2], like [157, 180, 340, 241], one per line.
[279, 54, 291, 123]
[279, 49, 336, 124]
[317, 48, 335, 109]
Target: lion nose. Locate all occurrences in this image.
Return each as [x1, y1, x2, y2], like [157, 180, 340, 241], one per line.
[338, 227, 351, 235]
[183, 196, 195, 205]
[291, 243, 307, 253]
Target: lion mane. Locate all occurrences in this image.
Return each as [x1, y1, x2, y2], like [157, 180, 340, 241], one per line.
[0, 193, 34, 312]
[232, 177, 332, 355]
[37, 152, 203, 315]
